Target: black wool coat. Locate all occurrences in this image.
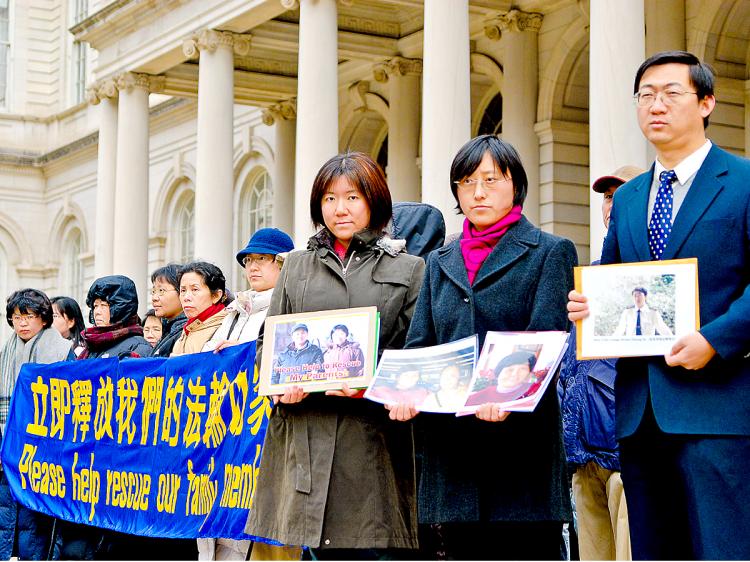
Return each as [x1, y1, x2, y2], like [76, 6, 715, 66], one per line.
[405, 216, 577, 524]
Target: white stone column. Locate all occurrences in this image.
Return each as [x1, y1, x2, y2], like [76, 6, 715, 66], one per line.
[183, 30, 251, 278]
[294, 0, 339, 244]
[113, 72, 156, 311]
[87, 79, 118, 278]
[422, 0, 471, 234]
[589, 1, 648, 260]
[485, 10, 543, 226]
[645, 0, 685, 55]
[373, 57, 422, 202]
[262, 99, 296, 236]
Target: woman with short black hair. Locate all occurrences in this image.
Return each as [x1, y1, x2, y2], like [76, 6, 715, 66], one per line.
[51, 296, 86, 356]
[245, 151, 424, 559]
[171, 262, 229, 356]
[0, 288, 72, 561]
[399, 135, 578, 560]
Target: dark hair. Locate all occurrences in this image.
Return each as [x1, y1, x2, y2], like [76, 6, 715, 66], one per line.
[632, 287, 648, 297]
[6, 289, 53, 328]
[142, 309, 158, 326]
[633, 50, 715, 128]
[309, 151, 392, 233]
[330, 324, 349, 337]
[177, 262, 227, 302]
[151, 263, 182, 290]
[50, 296, 86, 347]
[449, 135, 529, 212]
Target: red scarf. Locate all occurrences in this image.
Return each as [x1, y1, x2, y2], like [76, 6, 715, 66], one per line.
[184, 303, 225, 334]
[78, 315, 143, 359]
[333, 239, 348, 261]
[460, 205, 523, 285]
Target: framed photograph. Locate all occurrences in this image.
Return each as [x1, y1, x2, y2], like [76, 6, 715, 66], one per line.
[460, 331, 569, 414]
[574, 258, 700, 360]
[364, 336, 477, 413]
[258, 306, 379, 395]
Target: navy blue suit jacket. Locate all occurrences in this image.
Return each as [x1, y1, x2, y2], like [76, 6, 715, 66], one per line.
[602, 144, 750, 438]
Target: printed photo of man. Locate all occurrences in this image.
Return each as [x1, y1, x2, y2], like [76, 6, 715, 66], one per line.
[612, 287, 673, 337]
[272, 323, 324, 384]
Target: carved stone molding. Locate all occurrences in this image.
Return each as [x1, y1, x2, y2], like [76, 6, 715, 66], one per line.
[262, 98, 297, 126]
[86, 78, 119, 105]
[372, 57, 423, 83]
[484, 9, 543, 40]
[115, 72, 165, 94]
[182, 29, 252, 59]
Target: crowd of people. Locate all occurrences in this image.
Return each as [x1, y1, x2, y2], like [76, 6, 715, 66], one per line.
[0, 49, 749, 561]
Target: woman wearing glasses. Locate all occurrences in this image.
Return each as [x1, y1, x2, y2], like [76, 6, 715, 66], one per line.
[397, 135, 578, 559]
[150, 264, 188, 357]
[0, 289, 73, 560]
[199, 228, 296, 561]
[204, 228, 294, 355]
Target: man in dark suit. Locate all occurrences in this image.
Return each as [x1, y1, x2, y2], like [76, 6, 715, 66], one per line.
[569, 51, 750, 559]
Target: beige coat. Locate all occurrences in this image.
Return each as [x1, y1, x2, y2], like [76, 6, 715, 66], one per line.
[171, 309, 228, 356]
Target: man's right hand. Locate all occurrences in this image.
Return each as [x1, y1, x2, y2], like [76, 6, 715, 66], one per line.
[567, 290, 590, 322]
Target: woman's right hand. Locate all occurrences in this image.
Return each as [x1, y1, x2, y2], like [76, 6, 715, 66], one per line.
[272, 385, 309, 405]
[567, 290, 590, 322]
[385, 402, 419, 422]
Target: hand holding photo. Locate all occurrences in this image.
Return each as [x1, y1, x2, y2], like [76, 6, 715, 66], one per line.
[574, 259, 699, 359]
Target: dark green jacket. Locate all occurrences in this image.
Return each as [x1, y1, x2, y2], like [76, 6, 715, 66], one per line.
[245, 229, 425, 549]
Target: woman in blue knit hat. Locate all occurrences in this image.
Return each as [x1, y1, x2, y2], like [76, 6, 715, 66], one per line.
[199, 227, 297, 561]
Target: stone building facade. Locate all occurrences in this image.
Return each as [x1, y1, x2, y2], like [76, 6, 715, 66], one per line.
[0, 0, 748, 340]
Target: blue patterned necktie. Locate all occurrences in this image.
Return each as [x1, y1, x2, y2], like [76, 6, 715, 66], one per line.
[648, 170, 677, 260]
[636, 309, 642, 335]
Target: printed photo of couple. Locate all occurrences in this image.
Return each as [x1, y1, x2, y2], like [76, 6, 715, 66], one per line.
[259, 307, 379, 395]
[365, 336, 477, 413]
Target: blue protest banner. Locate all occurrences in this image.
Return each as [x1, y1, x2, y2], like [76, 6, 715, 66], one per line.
[0, 341, 271, 540]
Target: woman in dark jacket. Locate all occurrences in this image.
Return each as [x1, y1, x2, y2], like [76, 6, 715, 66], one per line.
[245, 151, 425, 559]
[399, 135, 578, 560]
[78, 275, 151, 359]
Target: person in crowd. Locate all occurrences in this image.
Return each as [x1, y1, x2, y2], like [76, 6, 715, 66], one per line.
[271, 323, 324, 384]
[612, 287, 673, 337]
[171, 262, 229, 356]
[50, 295, 86, 357]
[142, 309, 163, 348]
[389, 201, 446, 258]
[465, 351, 538, 406]
[199, 227, 298, 561]
[78, 275, 152, 360]
[245, 151, 425, 559]
[0, 289, 73, 561]
[396, 135, 578, 560]
[559, 166, 638, 561]
[150, 264, 188, 357]
[568, 51, 750, 560]
[322, 324, 365, 378]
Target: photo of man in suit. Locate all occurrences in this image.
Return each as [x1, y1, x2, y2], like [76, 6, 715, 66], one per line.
[612, 287, 673, 337]
[568, 51, 750, 559]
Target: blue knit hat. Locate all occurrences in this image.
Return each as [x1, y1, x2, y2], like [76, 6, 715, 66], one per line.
[236, 228, 294, 266]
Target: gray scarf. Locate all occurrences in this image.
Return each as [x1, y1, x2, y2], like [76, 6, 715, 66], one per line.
[0, 327, 72, 433]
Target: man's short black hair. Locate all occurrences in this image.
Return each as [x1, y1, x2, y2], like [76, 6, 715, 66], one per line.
[633, 50, 715, 128]
[151, 263, 182, 290]
[6, 288, 53, 328]
[632, 287, 648, 297]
